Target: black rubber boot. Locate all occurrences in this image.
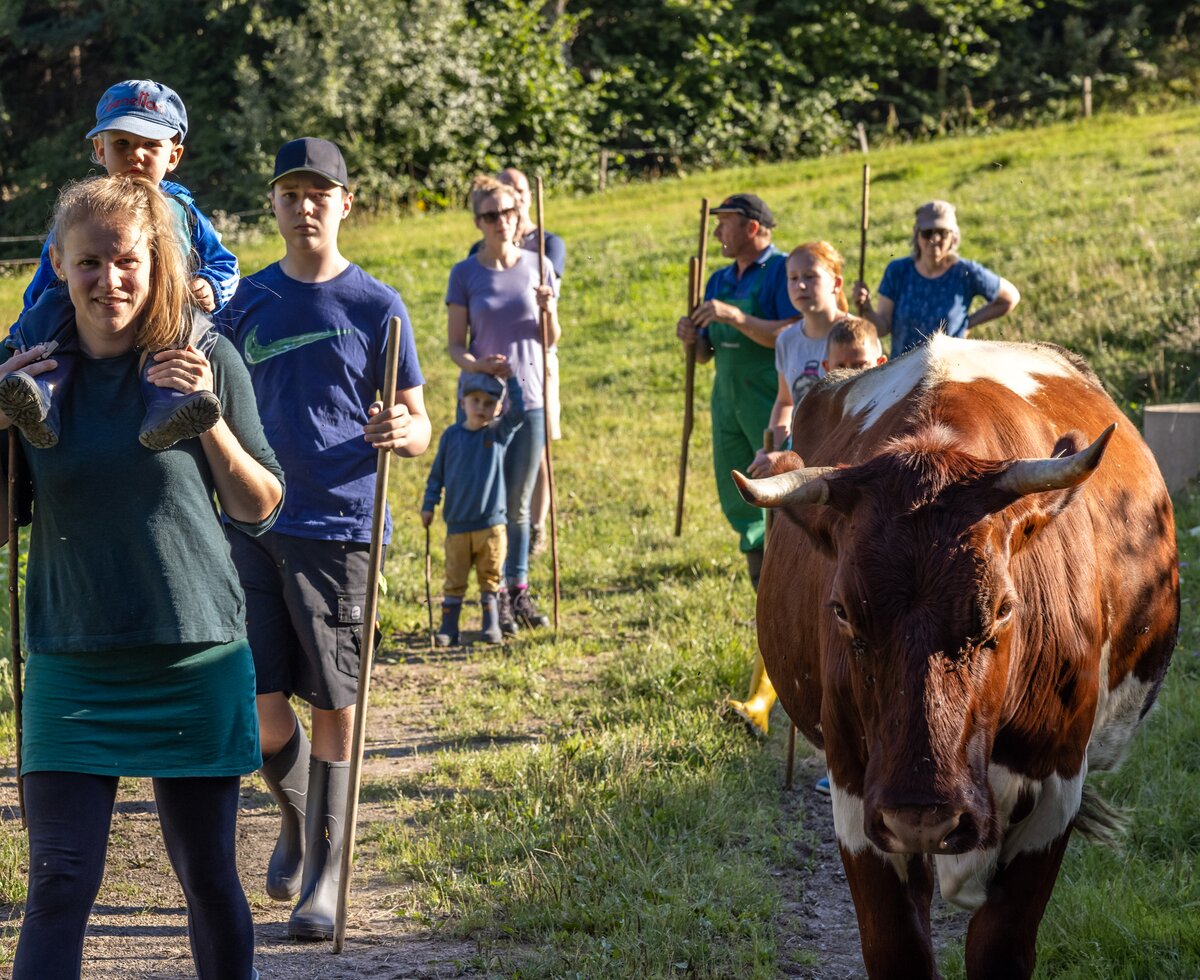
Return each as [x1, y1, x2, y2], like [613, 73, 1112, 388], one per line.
[259, 723, 310, 901]
[288, 759, 349, 941]
[497, 586, 520, 636]
[138, 317, 223, 451]
[746, 549, 764, 592]
[435, 602, 461, 647]
[480, 592, 503, 644]
[511, 586, 549, 628]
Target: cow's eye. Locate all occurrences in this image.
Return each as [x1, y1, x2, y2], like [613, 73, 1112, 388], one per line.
[996, 599, 1014, 623]
[831, 601, 848, 623]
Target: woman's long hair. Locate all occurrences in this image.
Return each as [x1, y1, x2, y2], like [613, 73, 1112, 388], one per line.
[50, 174, 194, 352]
[789, 241, 850, 313]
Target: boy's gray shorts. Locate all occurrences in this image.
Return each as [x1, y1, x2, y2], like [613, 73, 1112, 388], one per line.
[227, 530, 382, 711]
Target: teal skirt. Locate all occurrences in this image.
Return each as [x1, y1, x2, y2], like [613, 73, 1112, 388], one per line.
[21, 639, 261, 777]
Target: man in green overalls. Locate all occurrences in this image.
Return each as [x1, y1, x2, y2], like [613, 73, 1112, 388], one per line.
[676, 194, 800, 736]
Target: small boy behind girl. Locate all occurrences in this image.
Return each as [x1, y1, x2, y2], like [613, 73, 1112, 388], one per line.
[822, 315, 888, 373]
[749, 315, 886, 480]
[421, 369, 526, 645]
[0, 78, 239, 452]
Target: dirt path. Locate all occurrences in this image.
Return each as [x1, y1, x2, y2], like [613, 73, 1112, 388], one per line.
[1, 634, 962, 978]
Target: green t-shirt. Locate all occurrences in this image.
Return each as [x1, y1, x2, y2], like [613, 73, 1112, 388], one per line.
[10, 334, 283, 653]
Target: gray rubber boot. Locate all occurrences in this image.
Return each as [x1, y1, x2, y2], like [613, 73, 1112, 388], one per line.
[259, 723, 310, 900]
[0, 352, 75, 449]
[288, 759, 349, 941]
[138, 318, 222, 450]
[480, 592, 503, 644]
[435, 602, 461, 647]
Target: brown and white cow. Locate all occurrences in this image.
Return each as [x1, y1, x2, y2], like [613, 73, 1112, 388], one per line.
[734, 335, 1178, 980]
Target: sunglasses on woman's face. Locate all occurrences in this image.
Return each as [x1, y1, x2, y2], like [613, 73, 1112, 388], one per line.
[919, 228, 951, 241]
[476, 206, 518, 224]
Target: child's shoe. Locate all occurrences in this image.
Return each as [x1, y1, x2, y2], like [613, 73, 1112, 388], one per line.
[0, 285, 78, 449]
[138, 317, 223, 451]
[479, 592, 504, 644]
[0, 353, 74, 449]
[497, 587, 520, 636]
[511, 586, 549, 629]
[435, 602, 461, 647]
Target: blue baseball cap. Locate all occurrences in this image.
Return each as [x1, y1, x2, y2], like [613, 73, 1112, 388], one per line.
[87, 80, 188, 142]
[460, 372, 504, 399]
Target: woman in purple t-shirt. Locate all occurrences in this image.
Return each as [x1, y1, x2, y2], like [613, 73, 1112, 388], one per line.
[446, 175, 560, 634]
[853, 200, 1020, 356]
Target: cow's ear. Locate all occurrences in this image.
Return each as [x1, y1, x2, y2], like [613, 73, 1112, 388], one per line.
[782, 506, 842, 559]
[1002, 485, 1080, 556]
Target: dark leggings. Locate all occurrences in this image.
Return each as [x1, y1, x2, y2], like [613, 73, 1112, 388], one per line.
[14, 771, 254, 979]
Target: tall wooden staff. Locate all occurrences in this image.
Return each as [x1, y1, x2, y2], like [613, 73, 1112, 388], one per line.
[424, 525, 434, 650]
[333, 315, 402, 953]
[856, 164, 871, 316]
[674, 198, 710, 536]
[534, 177, 561, 630]
[7, 430, 24, 827]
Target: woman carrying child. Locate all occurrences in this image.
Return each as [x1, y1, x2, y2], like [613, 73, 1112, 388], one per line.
[446, 175, 561, 635]
[0, 174, 283, 979]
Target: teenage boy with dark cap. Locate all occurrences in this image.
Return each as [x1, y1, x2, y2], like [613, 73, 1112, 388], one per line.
[674, 193, 800, 587]
[215, 137, 431, 940]
[421, 367, 526, 646]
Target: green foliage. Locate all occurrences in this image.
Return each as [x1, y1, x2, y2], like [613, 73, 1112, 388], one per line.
[3, 0, 1200, 237]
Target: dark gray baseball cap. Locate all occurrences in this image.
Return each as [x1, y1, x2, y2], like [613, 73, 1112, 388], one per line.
[270, 138, 348, 187]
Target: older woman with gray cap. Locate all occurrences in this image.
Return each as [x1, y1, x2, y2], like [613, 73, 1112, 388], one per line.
[853, 199, 1020, 356]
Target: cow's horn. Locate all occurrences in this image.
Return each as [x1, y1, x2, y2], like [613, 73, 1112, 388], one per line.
[994, 423, 1116, 496]
[731, 467, 838, 508]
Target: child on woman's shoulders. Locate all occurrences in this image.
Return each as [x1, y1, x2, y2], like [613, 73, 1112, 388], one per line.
[0, 79, 238, 452]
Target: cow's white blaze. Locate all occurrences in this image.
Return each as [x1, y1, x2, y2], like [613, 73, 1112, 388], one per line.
[843, 335, 1077, 432]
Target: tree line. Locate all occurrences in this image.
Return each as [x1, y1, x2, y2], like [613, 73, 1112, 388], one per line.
[1, 0, 1196, 235]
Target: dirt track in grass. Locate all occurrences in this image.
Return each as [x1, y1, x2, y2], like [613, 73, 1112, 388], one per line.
[0, 629, 964, 978]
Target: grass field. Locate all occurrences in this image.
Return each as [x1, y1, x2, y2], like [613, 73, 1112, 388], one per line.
[0, 105, 1198, 976]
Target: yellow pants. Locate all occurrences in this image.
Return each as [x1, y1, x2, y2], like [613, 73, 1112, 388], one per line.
[443, 525, 506, 598]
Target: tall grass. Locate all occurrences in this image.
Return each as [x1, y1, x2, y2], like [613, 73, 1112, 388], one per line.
[0, 105, 1198, 976]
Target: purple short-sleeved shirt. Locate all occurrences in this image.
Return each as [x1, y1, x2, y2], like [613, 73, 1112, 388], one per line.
[446, 251, 558, 410]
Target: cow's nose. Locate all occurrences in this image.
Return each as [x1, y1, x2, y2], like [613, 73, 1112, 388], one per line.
[878, 806, 967, 854]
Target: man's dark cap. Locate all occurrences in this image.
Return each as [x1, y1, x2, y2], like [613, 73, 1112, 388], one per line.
[710, 193, 775, 228]
[270, 137, 348, 187]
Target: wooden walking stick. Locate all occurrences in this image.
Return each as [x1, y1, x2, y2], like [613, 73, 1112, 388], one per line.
[334, 314, 402, 953]
[424, 525, 434, 650]
[674, 198, 709, 536]
[856, 164, 871, 316]
[534, 176, 562, 631]
[7, 429, 24, 827]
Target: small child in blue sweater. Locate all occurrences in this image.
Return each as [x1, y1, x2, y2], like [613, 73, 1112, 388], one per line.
[0, 79, 240, 452]
[421, 369, 525, 645]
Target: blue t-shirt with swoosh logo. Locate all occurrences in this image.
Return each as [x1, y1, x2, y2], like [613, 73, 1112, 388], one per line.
[215, 261, 424, 544]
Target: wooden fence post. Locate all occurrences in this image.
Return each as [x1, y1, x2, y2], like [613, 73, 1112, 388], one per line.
[1082, 76, 1092, 118]
[855, 122, 868, 154]
[599, 149, 609, 192]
